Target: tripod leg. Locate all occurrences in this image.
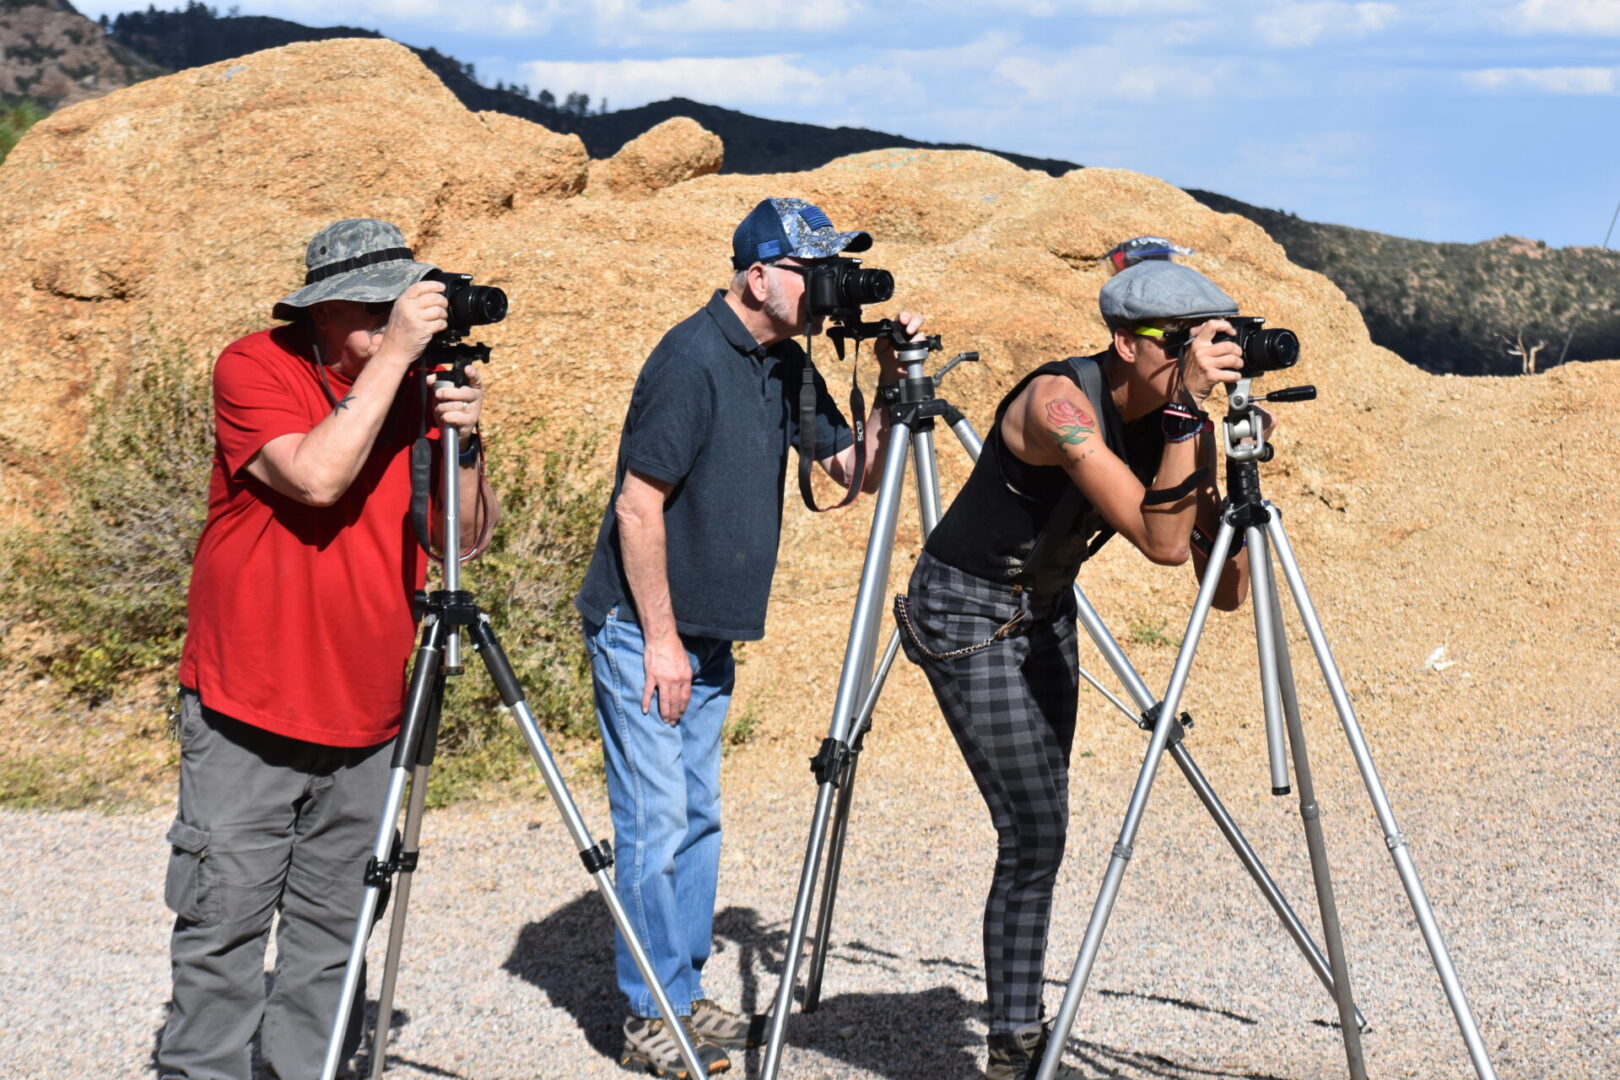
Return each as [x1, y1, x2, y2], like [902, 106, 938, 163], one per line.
[322, 618, 448, 1080]
[367, 762, 428, 1079]
[466, 618, 708, 1080]
[1262, 542, 1368, 1077]
[1266, 511, 1498, 1080]
[367, 671, 446, 1080]
[1072, 581, 1371, 1030]
[760, 423, 915, 1080]
[804, 629, 902, 1011]
[1249, 524, 1293, 796]
[1034, 521, 1239, 1080]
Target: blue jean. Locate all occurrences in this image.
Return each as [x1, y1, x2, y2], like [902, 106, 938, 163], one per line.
[584, 608, 735, 1018]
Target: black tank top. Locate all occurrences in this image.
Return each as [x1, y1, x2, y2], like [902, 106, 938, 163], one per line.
[925, 351, 1164, 588]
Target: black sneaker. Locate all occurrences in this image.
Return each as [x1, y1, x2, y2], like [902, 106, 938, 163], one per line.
[619, 1015, 730, 1077]
[985, 1021, 1051, 1080]
[688, 998, 768, 1049]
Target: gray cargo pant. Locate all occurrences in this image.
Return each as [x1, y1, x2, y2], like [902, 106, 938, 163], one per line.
[157, 689, 392, 1080]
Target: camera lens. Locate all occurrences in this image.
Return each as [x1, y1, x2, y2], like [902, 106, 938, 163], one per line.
[838, 268, 894, 307]
[1244, 328, 1299, 373]
[454, 284, 508, 327]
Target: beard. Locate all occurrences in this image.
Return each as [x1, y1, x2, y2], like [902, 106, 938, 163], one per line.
[765, 272, 803, 330]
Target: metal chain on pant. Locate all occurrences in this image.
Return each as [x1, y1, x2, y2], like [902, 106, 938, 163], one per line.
[893, 594, 1027, 662]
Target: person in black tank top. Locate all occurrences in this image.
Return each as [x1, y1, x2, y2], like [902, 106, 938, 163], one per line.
[895, 261, 1270, 1079]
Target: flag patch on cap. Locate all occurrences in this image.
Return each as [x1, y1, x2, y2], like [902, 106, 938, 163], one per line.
[798, 205, 833, 231]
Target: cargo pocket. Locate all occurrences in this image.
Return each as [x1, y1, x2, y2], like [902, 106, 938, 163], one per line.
[164, 819, 219, 927]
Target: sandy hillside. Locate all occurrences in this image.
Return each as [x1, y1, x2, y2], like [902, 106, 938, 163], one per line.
[1, 36, 1616, 1080]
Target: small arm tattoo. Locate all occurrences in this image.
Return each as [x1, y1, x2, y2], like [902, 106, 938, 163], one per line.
[331, 393, 357, 416]
[1045, 398, 1096, 447]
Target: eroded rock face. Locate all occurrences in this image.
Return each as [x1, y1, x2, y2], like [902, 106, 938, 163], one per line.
[0, 37, 585, 457]
[591, 116, 724, 197]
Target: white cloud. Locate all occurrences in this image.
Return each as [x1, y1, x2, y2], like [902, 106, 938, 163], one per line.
[1463, 64, 1620, 92]
[518, 55, 829, 110]
[583, 0, 860, 43]
[1254, 2, 1399, 48]
[1504, 0, 1620, 35]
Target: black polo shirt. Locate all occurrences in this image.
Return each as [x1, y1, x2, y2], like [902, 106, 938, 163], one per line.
[575, 291, 854, 641]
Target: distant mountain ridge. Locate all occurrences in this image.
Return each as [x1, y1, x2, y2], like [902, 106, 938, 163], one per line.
[9, 0, 1618, 374]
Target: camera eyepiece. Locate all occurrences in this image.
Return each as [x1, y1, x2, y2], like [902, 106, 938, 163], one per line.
[426, 269, 508, 337]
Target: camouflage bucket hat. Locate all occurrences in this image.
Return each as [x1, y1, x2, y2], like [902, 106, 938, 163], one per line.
[271, 218, 436, 321]
[731, 197, 873, 269]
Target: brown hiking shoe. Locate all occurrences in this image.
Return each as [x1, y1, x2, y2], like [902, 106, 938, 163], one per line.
[985, 1021, 1051, 1080]
[688, 998, 768, 1049]
[619, 1015, 730, 1077]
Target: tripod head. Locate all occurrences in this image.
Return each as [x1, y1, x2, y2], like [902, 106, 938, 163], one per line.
[825, 317, 942, 363]
[1221, 378, 1318, 464]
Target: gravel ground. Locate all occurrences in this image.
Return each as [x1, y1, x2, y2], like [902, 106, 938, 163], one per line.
[2, 692, 1615, 1080]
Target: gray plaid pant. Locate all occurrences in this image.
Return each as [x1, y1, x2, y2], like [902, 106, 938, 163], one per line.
[900, 551, 1079, 1034]
[157, 689, 391, 1080]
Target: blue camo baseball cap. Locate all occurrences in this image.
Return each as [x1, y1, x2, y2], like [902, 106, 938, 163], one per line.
[731, 197, 873, 269]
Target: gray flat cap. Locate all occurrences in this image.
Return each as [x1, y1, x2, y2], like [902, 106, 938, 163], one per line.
[1098, 260, 1237, 326]
[272, 218, 435, 321]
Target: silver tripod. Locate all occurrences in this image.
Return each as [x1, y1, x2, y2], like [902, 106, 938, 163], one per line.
[319, 344, 707, 1080]
[760, 345, 1364, 1080]
[1034, 377, 1499, 1080]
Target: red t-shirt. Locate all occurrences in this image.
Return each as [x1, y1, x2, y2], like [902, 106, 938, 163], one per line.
[178, 325, 432, 747]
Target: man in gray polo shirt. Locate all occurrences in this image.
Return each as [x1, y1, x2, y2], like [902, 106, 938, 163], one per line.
[575, 197, 922, 1074]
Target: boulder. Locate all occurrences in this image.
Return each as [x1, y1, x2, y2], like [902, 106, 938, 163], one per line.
[591, 116, 723, 197]
[0, 36, 1613, 751]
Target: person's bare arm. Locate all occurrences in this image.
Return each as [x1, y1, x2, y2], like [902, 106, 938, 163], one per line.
[615, 468, 691, 724]
[1006, 377, 1203, 564]
[245, 281, 448, 505]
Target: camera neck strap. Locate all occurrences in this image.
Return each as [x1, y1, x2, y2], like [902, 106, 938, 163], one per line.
[795, 334, 867, 513]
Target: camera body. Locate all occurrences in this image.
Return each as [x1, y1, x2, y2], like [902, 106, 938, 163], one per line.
[1215, 316, 1299, 378]
[426, 269, 508, 339]
[805, 259, 894, 323]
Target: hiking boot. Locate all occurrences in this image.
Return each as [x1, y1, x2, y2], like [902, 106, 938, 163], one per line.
[985, 1021, 1051, 1080]
[688, 997, 768, 1049]
[619, 1015, 731, 1077]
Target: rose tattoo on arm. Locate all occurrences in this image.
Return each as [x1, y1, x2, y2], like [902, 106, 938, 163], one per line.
[1045, 398, 1096, 447]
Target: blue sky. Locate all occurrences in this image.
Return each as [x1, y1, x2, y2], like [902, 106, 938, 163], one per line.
[79, 1, 1620, 248]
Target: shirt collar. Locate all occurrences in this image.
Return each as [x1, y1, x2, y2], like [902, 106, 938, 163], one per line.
[703, 289, 769, 360]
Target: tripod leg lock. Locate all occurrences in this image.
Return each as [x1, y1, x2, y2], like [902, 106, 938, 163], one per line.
[1137, 703, 1194, 737]
[579, 839, 614, 874]
[810, 738, 853, 787]
[1385, 831, 1409, 853]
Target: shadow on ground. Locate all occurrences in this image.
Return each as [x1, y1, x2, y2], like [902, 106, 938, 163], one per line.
[502, 891, 1289, 1080]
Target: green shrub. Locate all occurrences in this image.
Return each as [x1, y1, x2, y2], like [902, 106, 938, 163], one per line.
[7, 342, 214, 700]
[0, 99, 47, 166]
[5, 339, 610, 803]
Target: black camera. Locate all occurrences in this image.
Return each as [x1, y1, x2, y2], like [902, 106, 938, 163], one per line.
[1216, 316, 1299, 378]
[805, 259, 894, 322]
[426, 269, 507, 338]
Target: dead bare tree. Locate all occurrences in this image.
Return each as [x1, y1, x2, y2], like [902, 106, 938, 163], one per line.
[1498, 331, 1547, 375]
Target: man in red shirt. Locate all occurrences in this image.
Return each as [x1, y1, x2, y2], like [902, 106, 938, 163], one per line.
[158, 218, 494, 1080]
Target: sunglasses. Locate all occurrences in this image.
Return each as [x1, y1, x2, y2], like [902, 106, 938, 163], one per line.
[1133, 325, 1193, 351]
[362, 300, 395, 317]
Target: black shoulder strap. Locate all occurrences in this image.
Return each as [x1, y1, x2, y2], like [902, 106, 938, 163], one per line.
[796, 349, 866, 512]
